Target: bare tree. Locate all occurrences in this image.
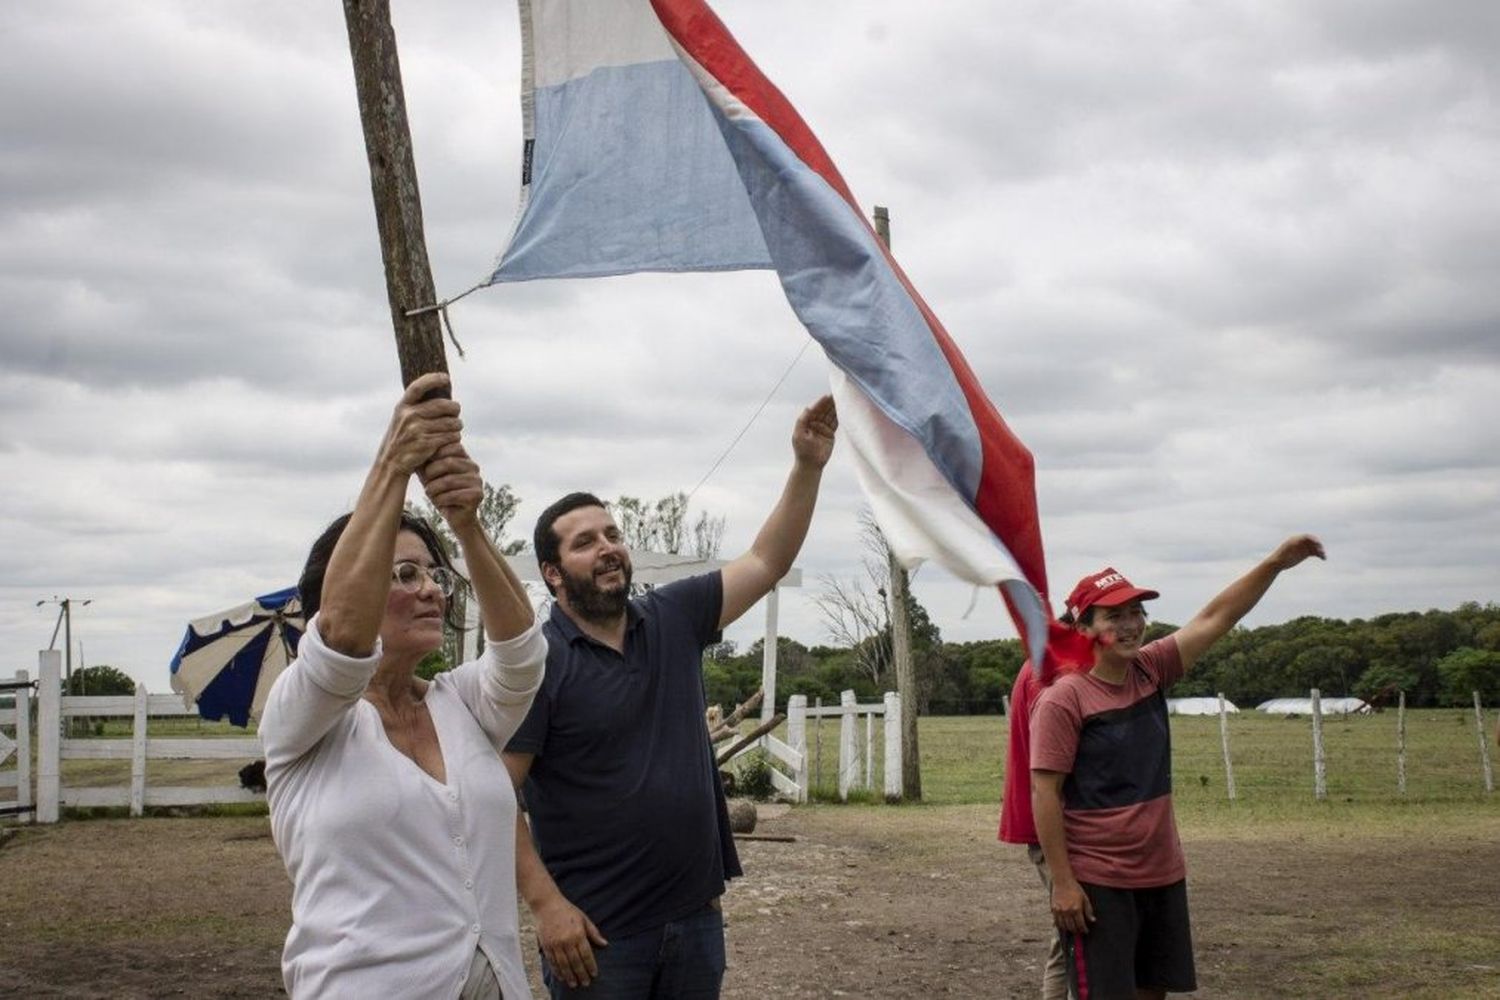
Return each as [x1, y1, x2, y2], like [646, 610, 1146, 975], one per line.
[812, 510, 896, 686]
[610, 491, 718, 557]
[692, 510, 726, 560]
[813, 507, 923, 798]
[606, 493, 727, 595]
[407, 480, 525, 667]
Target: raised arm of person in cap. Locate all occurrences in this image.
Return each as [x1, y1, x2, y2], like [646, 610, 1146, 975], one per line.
[717, 395, 837, 630]
[1172, 534, 1326, 672]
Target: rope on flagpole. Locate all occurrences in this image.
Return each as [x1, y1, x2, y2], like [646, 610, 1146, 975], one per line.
[684, 339, 812, 504]
[405, 280, 486, 359]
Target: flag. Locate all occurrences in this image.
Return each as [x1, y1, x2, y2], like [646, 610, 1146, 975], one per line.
[492, 0, 1063, 670]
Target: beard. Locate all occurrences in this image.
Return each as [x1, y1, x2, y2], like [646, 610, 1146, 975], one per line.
[558, 558, 633, 623]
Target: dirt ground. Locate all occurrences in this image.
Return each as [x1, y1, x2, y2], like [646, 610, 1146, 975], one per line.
[2, 804, 1498, 999]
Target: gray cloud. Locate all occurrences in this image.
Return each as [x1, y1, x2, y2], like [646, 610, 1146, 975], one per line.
[2, 0, 1496, 687]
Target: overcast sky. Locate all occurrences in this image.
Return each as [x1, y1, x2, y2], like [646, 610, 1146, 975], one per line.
[3, 1, 1497, 692]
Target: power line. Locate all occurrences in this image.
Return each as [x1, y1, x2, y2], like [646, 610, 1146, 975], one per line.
[685, 339, 813, 503]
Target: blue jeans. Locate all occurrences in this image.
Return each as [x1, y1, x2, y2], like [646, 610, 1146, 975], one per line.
[542, 902, 726, 1000]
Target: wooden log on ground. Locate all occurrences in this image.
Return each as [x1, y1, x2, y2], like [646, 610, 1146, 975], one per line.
[726, 798, 757, 834]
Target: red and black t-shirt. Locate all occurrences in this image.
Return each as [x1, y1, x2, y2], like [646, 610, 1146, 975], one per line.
[1030, 637, 1185, 888]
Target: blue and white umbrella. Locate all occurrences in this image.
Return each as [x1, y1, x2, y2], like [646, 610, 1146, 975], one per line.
[169, 586, 304, 728]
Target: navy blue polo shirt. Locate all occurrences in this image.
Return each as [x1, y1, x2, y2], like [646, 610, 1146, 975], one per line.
[506, 572, 742, 937]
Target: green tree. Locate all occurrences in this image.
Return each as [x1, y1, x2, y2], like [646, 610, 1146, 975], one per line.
[407, 479, 525, 671]
[1436, 647, 1500, 705]
[65, 665, 136, 696]
[1354, 660, 1419, 702]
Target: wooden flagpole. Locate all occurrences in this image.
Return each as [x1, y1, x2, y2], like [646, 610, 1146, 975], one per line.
[342, 0, 450, 392]
[873, 204, 921, 802]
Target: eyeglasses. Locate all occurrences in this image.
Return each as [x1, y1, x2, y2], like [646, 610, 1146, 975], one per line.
[392, 561, 456, 597]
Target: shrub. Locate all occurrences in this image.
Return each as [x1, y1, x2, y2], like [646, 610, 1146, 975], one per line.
[733, 750, 776, 801]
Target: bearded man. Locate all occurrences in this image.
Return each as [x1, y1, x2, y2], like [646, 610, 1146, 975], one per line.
[503, 396, 837, 1000]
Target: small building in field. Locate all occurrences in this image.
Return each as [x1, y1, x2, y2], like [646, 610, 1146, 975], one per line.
[1167, 697, 1239, 716]
[1256, 696, 1371, 716]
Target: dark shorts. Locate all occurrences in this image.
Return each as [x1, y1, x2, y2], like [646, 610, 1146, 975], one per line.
[1062, 880, 1196, 999]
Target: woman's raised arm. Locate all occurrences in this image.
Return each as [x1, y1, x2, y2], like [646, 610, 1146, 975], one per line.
[318, 373, 461, 656]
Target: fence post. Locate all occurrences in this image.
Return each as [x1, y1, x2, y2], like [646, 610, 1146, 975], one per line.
[1475, 691, 1494, 794]
[864, 710, 874, 790]
[14, 669, 32, 822]
[37, 650, 61, 824]
[1002, 693, 1011, 720]
[786, 694, 808, 804]
[1311, 687, 1326, 801]
[813, 697, 823, 795]
[1217, 692, 1237, 801]
[760, 587, 779, 725]
[1396, 691, 1407, 796]
[838, 689, 859, 801]
[130, 682, 149, 816]
[883, 692, 901, 802]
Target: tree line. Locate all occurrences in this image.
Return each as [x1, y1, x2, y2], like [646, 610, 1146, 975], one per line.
[702, 601, 1500, 715]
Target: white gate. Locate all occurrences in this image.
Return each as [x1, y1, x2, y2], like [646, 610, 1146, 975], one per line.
[764, 691, 902, 803]
[1, 668, 34, 823]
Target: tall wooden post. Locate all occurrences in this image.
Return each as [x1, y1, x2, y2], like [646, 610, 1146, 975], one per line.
[1311, 687, 1327, 801]
[1217, 692, 1237, 801]
[343, 0, 450, 389]
[761, 588, 780, 725]
[1474, 691, 1494, 794]
[1396, 690, 1407, 796]
[37, 651, 61, 824]
[873, 204, 921, 801]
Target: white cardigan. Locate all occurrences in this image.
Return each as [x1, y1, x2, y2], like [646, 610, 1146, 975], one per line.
[260, 614, 545, 1000]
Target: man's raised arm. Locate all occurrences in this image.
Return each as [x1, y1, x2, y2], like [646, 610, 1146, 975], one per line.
[1173, 534, 1326, 671]
[718, 395, 838, 629]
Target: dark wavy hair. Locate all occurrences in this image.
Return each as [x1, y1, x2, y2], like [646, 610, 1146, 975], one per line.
[532, 491, 608, 595]
[298, 511, 464, 630]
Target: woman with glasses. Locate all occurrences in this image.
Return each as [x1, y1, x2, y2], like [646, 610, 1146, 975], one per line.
[260, 372, 546, 1000]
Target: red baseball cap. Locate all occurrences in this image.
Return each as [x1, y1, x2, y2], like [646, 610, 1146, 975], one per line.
[1065, 567, 1159, 620]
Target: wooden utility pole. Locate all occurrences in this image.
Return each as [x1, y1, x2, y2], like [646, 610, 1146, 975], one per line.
[343, 0, 450, 390]
[873, 205, 921, 801]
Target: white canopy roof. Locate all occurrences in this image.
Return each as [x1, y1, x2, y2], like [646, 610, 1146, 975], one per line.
[1167, 697, 1238, 715]
[1256, 697, 1371, 715]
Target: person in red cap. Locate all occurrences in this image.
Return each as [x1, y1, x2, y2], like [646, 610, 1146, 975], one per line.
[1030, 535, 1325, 1000]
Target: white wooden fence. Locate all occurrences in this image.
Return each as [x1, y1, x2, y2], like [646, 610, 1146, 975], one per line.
[16, 645, 905, 820]
[763, 690, 902, 803]
[28, 650, 262, 823]
[1, 666, 34, 822]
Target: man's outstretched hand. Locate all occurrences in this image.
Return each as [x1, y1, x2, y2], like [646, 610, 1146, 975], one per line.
[1268, 534, 1326, 571]
[792, 394, 838, 469]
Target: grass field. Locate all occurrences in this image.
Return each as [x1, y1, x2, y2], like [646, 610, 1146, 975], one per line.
[34, 706, 1498, 813]
[790, 708, 1497, 814]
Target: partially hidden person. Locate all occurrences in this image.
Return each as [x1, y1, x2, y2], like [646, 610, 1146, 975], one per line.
[1000, 657, 1083, 1000]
